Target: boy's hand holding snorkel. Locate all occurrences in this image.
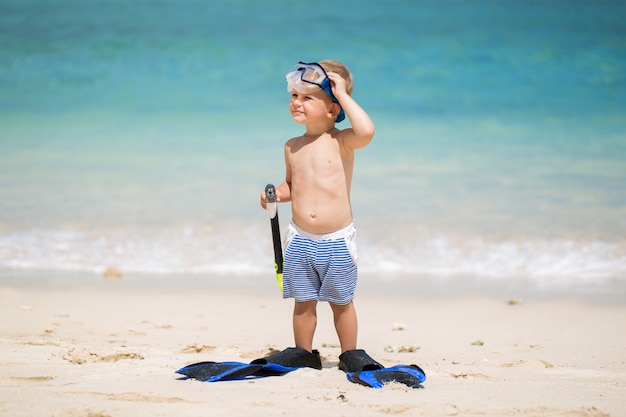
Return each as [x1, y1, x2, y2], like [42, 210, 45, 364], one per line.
[261, 186, 289, 210]
[260, 189, 279, 210]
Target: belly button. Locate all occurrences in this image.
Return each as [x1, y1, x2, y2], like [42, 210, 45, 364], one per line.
[310, 212, 317, 219]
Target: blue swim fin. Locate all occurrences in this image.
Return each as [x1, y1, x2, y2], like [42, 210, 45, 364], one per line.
[176, 347, 322, 382]
[176, 361, 264, 382]
[346, 364, 426, 389]
[338, 349, 426, 389]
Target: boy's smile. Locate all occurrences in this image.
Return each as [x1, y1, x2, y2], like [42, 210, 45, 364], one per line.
[289, 89, 334, 123]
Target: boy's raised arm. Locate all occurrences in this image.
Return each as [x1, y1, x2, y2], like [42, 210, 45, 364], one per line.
[328, 73, 375, 150]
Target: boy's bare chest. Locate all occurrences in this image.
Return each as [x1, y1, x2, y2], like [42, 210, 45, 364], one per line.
[290, 138, 347, 172]
[291, 137, 344, 161]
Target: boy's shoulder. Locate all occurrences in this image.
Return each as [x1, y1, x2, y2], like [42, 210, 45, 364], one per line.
[285, 134, 304, 146]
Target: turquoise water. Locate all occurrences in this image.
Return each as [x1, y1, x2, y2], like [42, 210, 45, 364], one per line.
[1, 0, 625, 285]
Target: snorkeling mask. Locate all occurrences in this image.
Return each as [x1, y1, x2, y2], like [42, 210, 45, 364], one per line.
[286, 62, 345, 123]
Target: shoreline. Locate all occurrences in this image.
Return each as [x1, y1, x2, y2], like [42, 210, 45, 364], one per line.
[1, 267, 624, 305]
[1, 270, 624, 416]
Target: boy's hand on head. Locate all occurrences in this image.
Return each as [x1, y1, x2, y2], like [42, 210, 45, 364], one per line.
[327, 72, 347, 98]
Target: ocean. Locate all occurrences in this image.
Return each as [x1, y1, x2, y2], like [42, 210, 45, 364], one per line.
[1, 0, 625, 290]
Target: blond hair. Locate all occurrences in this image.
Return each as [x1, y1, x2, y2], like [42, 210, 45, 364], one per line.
[319, 60, 353, 96]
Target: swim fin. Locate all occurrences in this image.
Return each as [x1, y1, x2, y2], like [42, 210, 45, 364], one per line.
[346, 364, 426, 389]
[338, 349, 426, 389]
[176, 361, 265, 382]
[176, 347, 322, 382]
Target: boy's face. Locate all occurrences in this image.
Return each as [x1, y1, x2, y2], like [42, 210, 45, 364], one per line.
[289, 88, 336, 123]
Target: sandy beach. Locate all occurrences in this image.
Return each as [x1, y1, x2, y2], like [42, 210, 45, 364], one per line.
[0, 270, 624, 417]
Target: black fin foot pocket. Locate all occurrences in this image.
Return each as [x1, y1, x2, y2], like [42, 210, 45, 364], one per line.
[338, 349, 383, 372]
[252, 347, 322, 370]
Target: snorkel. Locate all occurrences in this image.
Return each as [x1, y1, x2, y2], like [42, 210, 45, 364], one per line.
[286, 62, 346, 123]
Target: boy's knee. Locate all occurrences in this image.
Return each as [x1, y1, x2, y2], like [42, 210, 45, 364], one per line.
[330, 300, 355, 312]
[294, 300, 317, 314]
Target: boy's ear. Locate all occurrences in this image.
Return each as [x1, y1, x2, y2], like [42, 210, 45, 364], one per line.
[328, 102, 341, 119]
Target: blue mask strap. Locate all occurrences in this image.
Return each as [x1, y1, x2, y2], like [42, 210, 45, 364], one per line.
[334, 106, 345, 123]
[319, 78, 345, 123]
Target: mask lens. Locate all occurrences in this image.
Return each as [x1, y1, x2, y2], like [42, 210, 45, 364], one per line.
[301, 67, 324, 83]
[286, 70, 322, 93]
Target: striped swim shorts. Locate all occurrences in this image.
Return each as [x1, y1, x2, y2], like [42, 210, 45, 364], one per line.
[282, 222, 358, 305]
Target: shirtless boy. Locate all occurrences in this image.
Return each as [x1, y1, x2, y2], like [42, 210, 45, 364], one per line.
[260, 60, 374, 355]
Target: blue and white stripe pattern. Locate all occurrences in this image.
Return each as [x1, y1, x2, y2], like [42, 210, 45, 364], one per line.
[283, 223, 358, 305]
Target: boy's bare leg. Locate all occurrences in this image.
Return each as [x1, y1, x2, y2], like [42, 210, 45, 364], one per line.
[293, 300, 318, 352]
[330, 301, 358, 353]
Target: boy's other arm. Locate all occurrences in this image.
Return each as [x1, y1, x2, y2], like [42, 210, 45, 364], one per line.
[277, 142, 292, 203]
[259, 143, 292, 209]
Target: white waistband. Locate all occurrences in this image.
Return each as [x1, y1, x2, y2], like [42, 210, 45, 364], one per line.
[290, 222, 355, 241]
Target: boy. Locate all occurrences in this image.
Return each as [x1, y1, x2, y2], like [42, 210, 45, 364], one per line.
[260, 60, 375, 355]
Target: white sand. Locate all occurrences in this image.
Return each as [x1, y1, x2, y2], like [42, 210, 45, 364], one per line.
[0, 272, 624, 417]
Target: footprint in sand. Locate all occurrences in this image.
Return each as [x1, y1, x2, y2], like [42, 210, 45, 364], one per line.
[11, 376, 55, 382]
[240, 345, 281, 359]
[62, 347, 144, 364]
[500, 359, 554, 369]
[52, 409, 111, 417]
[181, 344, 217, 354]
